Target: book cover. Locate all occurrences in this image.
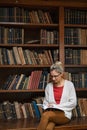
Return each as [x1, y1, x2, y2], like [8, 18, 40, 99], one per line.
[32, 100, 41, 119]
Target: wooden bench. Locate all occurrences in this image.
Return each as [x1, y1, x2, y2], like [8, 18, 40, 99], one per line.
[0, 117, 87, 130]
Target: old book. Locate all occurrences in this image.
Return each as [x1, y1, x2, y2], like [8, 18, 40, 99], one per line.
[82, 98, 87, 116]
[0, 103, 6, 119]
[12, 47, 22, 64]
[30, 50, 37, 64]
[10, 75, 21, 90]
[7, 49, 15, 65]
[27, 103, 34, 118]
[0, 48, 3, 64]
[14, 101, 21, 119]
[37, 10, 46, 23]
[2, 75, 15, 90]
[44, 50, 51, 64]
[72, 107, 78, 117]
[10, 103, 17, 119]
[32, 10, 40, 23]
[34, 97, 43, 116]
[24, 49, 32, 64]
[17, 75, 26, 90]
[27, 71, 35, 89]
[21, 104, 27, 118]
[2, 48, 9, 64]
[22, 76, 30, 90]
[8, 75, 18, 90]
[32, 100, 41, 119]
[24, 103, 30, 118]
[78, 98, 86, 117]
[15, 74, 25, 90]
[31, 70, 42, 89]
[2, 101, 12, 120]
[48, 50, 53, 64]
[18, 47, 26, 65]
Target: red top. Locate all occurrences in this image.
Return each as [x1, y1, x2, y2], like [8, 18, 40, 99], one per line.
[53, 86, 63, 104]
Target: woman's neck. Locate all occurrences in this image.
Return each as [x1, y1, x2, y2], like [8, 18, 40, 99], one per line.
[54, 78, 65, 87]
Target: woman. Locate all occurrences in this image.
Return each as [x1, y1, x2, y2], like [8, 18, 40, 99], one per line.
[37, 61, 77, 130]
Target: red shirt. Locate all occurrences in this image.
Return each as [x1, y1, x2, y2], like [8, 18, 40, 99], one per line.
[53, 86, 63, 104]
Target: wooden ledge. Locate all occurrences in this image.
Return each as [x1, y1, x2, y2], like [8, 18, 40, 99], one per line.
[55, 117, 87, 130]
[0, 117, 87, 130]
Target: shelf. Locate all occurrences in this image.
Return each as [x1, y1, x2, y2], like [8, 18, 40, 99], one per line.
[64, 24, 87, 27]
[0, 44, 59, 48]
[0, 65, 51, 68]
[0, 89, 44, 93]
[0, 22, 58, 28]
[65, 45, 87, 48]
[65, 65, 87, 67]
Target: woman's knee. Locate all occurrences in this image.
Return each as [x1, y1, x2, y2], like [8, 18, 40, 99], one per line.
[42, 111, 53, 119]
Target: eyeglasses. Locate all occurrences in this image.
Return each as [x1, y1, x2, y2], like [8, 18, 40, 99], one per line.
[50, 73, 61, 78]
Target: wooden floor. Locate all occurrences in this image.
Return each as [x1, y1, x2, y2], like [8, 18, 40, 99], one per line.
[0, 117, 87, 130]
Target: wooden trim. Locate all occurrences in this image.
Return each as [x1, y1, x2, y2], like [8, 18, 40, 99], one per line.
[59, 7, 64, 65]
[0, 0, 87, 8]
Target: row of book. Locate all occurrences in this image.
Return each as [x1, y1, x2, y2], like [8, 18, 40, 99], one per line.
[2, 71, 87, 90]
[40, 29, 59, 44]
[2, 71, 50, 90]
[0, 26, 23, 44]
[73, 98, 87, 117]
[1, 97, 87, 120]
[0, 7, 54, 23]
[64, 8, 87, 24]
[65, 49, 87, 65]
[64, 28, 87, 45]
[0, 26, 59, 44]
[0, 47, 59, 65]
[67, 72, 87, 88]
[0, 97, 44, 120]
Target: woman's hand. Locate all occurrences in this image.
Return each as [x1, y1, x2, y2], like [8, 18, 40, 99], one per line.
[48, 103, 54, 108]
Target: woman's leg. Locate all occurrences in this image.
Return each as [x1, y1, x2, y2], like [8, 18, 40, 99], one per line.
[37, 111, 52, 130]
[37, 110, 70, 130]
[49, 110, 70, 125]
[46, 122, 55, 130]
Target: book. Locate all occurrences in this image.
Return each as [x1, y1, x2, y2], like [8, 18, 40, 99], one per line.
[27, 103, 35, 118]
[2, 101, 12, 120]
[21, 104, 27, 118]
[34, 97, 44, 116]
[32, 100, 41, 119]
[12, 47, 22, 64]
[6, 49, 15, 65]
[26, 39, 40, 44]
[10, 103, 17, 119]
[15, 74, 25, 90]
[32, 70, 42, 89]
[14, 101, 21, 119]
[2, 75, 15, 90]
[8, 75, 18, 90]
[8, 75, 21, 90]
[0, 103, 6, 119]
[18, 47, 26, 65]
[24, 49, 32, 64]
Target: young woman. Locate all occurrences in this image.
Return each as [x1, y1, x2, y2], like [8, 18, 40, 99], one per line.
[37, 61, 77, 130]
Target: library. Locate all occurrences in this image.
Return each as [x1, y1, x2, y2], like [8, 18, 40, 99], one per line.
[0, 0, 87, 130]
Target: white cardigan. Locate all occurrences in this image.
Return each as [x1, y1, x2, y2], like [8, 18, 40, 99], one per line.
[43, 80, 77, 119]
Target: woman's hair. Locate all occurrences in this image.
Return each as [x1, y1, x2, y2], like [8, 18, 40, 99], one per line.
[50, 61, 64, 73]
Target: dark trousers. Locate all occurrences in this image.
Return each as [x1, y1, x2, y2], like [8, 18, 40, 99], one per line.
[37, 109, 70, 130]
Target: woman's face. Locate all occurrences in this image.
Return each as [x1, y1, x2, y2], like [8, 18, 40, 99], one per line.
[50, 70, 62, 84]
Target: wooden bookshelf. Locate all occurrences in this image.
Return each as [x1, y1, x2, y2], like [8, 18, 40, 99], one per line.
[0, 0, 87, 129]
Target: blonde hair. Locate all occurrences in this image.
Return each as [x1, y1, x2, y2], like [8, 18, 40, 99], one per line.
[50, 61, 64, 73]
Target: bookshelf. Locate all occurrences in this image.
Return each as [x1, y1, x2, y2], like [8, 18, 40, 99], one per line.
[0, 0, 87, 129]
